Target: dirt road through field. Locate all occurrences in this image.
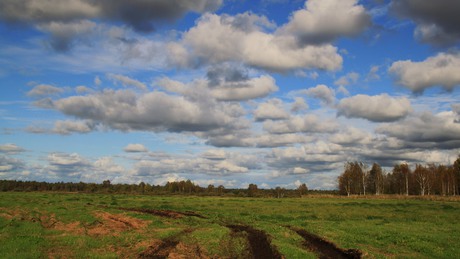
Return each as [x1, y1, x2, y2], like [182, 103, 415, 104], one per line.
[288, 226, 362, 259]
[227, 224, 283, 259]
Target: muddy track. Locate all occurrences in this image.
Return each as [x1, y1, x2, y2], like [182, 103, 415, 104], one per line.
[138, 228, 196, 259]
[110, 206, 207, 219]
[227, 224, 283, 259]
[288, 226, 362, 259]
[138, 237, 179, 259]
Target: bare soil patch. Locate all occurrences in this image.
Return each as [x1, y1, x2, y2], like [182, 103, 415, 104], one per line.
[139, 239, 179, 258]
[138, 228, 208, 259]
[227, 224, 283, 259]
[0, 207, 84, 234]
[0, 207, 149, 237]
[86, 211, 149, 236]
[288, 226, 362, 259]
[116, 207, 207, 219]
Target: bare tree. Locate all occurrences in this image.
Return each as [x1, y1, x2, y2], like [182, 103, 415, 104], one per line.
[368, 163, 384, 195]
[274, 187, 285, 198]
[414, 164, 430, 196]
[400, 163, 410, 196]
[361, 162, 369, 195]
[454, 156, 460, 196]
[297, 183, 308, 197]
[338, 162, 366, 196]
[248, 183, 258, 197]
[217, 185, 225, 196]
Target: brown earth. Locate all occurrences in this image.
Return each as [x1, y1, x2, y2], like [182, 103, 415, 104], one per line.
[116, 207, 207, 219]
[138, 228, 208, 259]
[85, 211, 149, 236]
[0, 207, 149, 236]
[1, 207, 212, 258]
[227, 224, 283, 259]
[288, 226, 362, 259]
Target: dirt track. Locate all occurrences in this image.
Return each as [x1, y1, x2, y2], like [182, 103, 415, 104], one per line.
[227, 224, 283, 259]
[116, 207, 207, 219]
[137, 228, 207, 259]
[288, 226, 362, 259]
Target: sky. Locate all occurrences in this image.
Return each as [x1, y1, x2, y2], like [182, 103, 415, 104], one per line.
[1, 0, 460, 190]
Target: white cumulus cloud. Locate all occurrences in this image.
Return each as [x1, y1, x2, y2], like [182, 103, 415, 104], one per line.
[123, 144, 148, 153]
[337, 94, 412, 122]
[389, 52, 460, 94]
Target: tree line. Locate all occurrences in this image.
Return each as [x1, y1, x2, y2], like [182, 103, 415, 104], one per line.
[337, 156, 460, 196]
[0, 179, 314, 198]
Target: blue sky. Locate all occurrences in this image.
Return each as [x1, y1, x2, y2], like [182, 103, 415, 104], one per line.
[1, 0, 460, 189]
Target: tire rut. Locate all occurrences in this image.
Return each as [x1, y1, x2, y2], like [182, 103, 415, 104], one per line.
[227, 224, 283, 259]
[288, 226, 362, 259]
[138, 228, 195, 259]
[113, 206, 207, 219]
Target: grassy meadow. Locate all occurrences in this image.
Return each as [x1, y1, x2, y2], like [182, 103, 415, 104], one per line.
[1, 192, 459, 258]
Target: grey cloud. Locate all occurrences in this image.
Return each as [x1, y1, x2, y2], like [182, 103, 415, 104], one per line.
[334, 72, 360, 87]
[290, 97, 309, 113]
[92, 157, 125, 175]
[389, 52, 460, 94]
[75, 86, 93, 94]
[27, 84, 64, 97]
[131, 150, 251, 177]
[267, 144, 347, 174]
[329, 127, 373, 146]
[124, 144, 148, 153]
[376, 111, 460, 148]
[0, 0, 222, 52]
[359, 145, 459, 167]
[202, 126, 254, 147]
[253, 99, 289, 121]
[37, 20, 97, 52]
[337, 94, 412, 122]
[366, 65, 380, 81]
[46, 152, 91, 179]
[207, 64, 249, 87]
[158, 74, 279, 102]
[46, 88, 243, 134]
[391, 0, 460, 46]
[301, 84, 336, 105]
[0, 0, 99, 24]
[279, 0, 371, 45]
[453, 104, 460, 122]
[0, 155, 25, 174]
[205, 135, 253, 148]
[211, 75, 279, 101]
[25, 125, 49, 134]
[202, 149, 226, 160]
[263, 115, 339, 134]
[25, 120, 95, 135]
[253, 134, 315, 148]
[0, 0, 222, 32]
[107, 73, 147, 91]
[3, 5, 343, 73]
[359, 150, 420, 167]
[53, 120, 95, 135]
[203, 125, 316, 148]
[221, 12, 276, 33]
[0, 144, 26, 154]
[95, 0, 223, 32]
[181, 13, 343, 72]
[48, 152, 88, 166]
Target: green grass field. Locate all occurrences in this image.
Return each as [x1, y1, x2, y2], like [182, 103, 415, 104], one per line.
[1, 192, 459, 258]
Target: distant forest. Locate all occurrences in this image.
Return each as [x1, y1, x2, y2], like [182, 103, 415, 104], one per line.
[337, 155, 460, 196]
[0, 179, 316, 198]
